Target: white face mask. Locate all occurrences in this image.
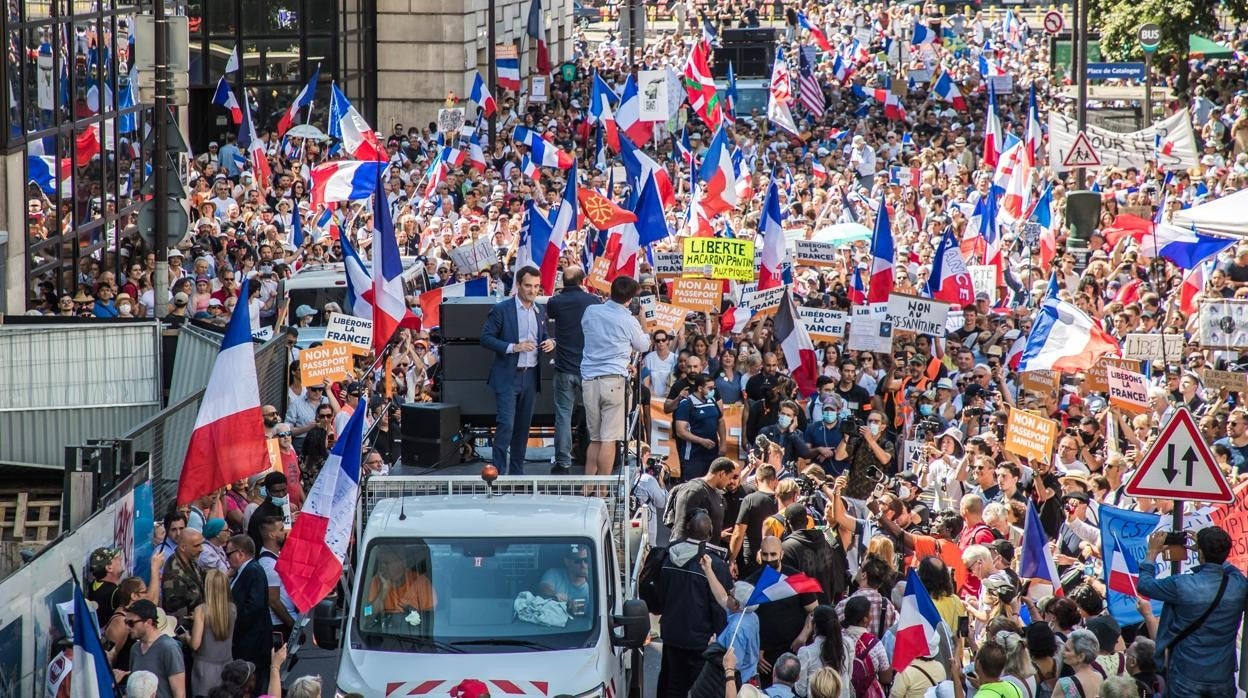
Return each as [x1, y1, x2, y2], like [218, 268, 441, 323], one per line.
[118, 303, 132, 314]
[868, 423, 881, 436]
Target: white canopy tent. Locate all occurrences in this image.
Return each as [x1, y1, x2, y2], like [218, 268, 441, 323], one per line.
[1172, 188, 1248, 239]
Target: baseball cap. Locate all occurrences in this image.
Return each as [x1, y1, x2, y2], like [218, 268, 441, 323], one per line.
[173, 292, 190, 307]
[345, 381, 364, 396]
[295, 304, 317, 319]
[90, 546, 121, 573]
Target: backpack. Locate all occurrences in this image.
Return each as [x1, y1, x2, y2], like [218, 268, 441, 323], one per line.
[636, 545, 669, 613]
[851, 632, 886, 698]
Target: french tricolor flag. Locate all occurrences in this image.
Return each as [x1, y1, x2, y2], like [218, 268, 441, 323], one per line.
[1018, 275, 1120, 373]
[1106, 536, 1147, 600]
[497, 56, 521, 91]
[932, 72, 967, 111]
[211, 77, 243, 125]
[911, 19, 939, 46]
[892, 569, 943, 671]
[983, 83, 1003, 168]
[615, 74, 652, 147]
[744, 564, 822, 606]
[757, 179, 788, 291]
[276, 64, 320, 137]
[541, 162, 578, 295]
[1020, 501, 1064, 598]
[371, 189, 418, 353]
[513, 126, 574, 169]
[1179, 263, 1206, 314]
[339, 232, 373, 319]
[924, 226, 974, 305]
[330, 83, 386, 161]
[70, 583, 115, 698]
[775, 287, 819, 397]
[795, 11, 834, 55]
[469, 70, 497, 117]
[866, 197, 894, 305]
[276, 405, 365, 613]
[721, 304, 754, 334]
[310, 160, 385, 208]
[176, 278, 268, 505]
[697, 124, 738, 215]
[418, 278, 491, 329]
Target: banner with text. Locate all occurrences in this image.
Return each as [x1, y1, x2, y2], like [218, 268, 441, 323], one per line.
[1107, 365, 1149, 413]
[1049, 108, 1199, 174]
[325, 313, 372, 353]
[887, 293, 952, 336]
[791, 240, 840, 266]
[669, 278, 723, 312]
[682, 238, 755, 281]
[798, 307, 848, 343]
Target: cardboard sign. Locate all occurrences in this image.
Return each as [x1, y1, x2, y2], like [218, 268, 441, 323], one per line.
[968, 265, 997, 302]
[647, 398, 745, 468]
[740, 285, 786, 315]
[886, 293, 951, 336]
[901, 440, 927, 470]
[1198, 299, 1248, 349]
[637, 70, 668, 121]
[266, 437, 283, 474]
[1107, 365, 1149, 414]
[644, 301, 688, 333]
[1019, 370, 1061, 395]
[1211, 483, 1248, 572]
[325, 313, 373, 353]
[1085, 358, 1141, 393]
[299, 342, 355, 385]
[847, 306, 894, 353]
[1201, 368, 1248, 394]
[669, 278, 723, 312]
[791, 240, 840, 266]
[653, 250, 684, 278]
[529, 75, 548, 103]
[449, 235, 496, 273]
[1004, 407, 1060, 463]
[798, 307, 848, 343]
[1121, 333, 1184, 362]
[945, 310, 964, 335]
[682, 237, 755, 281]
[587, 256, 612, 294]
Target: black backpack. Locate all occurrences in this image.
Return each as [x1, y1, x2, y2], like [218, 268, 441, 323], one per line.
[637, 545, 669, 613]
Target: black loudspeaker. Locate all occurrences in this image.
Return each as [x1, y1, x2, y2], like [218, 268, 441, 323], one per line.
[442, 377, 556, 427]
[401, 435, 462, 467]
[401, 402, 460, 440]
[439, 344, 494, 382]
[1066, 191, 1102, 243]
[439, 296, 554, 343]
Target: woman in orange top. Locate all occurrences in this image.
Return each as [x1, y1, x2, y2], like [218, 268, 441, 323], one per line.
[367, 549, 437, 613]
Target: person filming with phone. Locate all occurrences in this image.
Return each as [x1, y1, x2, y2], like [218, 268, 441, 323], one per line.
[1137, 525, 1248, 697]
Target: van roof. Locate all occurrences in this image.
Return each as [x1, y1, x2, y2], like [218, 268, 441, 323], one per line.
[365, 494, 609, 539]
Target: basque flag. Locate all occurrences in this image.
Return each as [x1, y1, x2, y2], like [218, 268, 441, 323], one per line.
[177, 278, 268, 504]
[211, 77, 243, 125]
[276, 406, 366, 612]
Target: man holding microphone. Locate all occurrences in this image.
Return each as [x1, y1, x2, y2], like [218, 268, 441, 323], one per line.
[580, 276, 650, 478]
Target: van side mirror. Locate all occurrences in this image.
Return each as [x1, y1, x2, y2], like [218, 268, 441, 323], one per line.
[312, 597, 341, 650]
[611, 599, 649, 648]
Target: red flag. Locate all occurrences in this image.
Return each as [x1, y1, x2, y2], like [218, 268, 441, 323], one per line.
[577, 188, 638, 229]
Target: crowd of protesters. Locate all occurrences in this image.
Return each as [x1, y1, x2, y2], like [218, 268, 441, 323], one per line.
[48, 0, 1248, 695]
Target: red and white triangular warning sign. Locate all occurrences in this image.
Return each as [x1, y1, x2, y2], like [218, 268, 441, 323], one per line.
[1062, 131, 1101, 168]
[1124, 408, 1234, 503]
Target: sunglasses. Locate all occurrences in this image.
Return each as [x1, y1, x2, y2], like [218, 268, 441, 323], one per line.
[276, 431, 292, 438]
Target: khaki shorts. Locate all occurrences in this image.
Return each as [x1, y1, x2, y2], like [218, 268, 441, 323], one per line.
[583, 374, 627, 442]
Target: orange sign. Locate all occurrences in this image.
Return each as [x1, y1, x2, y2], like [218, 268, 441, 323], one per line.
[1004, 407, 1060, 463]
[645, 398, 744, 478]
[299, 342, 355, 385]
[587, 256, 612, 294]
[669, 278, 722, 312]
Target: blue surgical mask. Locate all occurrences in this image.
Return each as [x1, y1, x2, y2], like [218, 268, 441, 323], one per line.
[778, 415, 793, 429]
[822, 411, 837, 425]
[705, 389, 715, 400]
[270, 496, 289, 507]
[919, 404, 934, 417]
[259, 486, 267, 498]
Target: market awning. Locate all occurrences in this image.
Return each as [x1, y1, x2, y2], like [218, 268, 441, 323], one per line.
[1189, 34, 1234, 59]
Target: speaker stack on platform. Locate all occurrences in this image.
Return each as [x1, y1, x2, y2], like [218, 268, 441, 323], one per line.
[438, 296, 556, 428]
[400, 402, 462, 467]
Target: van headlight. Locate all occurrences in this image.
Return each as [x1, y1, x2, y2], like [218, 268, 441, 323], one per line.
[569, 684, 606, 698]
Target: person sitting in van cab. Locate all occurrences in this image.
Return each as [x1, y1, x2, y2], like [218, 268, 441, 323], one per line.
[538, 544, 591, 615]
[367, 547, 436, 615]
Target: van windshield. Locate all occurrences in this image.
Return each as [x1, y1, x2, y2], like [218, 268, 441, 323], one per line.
[353, 537, 599, 653]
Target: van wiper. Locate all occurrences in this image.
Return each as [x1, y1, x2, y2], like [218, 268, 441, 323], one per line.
[361, 630, 464, 653]
[450, 638, 554, 650]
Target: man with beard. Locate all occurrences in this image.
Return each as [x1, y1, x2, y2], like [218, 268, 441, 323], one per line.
[745, 352, 781, 402]
[743, 536, 818, 688]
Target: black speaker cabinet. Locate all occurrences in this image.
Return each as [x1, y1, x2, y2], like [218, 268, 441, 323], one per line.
[439, 344, 495, 382]
[400, 435, 462, 468]
[442, 377, 555, 427]
[401, 402, 461, 441]
[439, 296, 554, 343]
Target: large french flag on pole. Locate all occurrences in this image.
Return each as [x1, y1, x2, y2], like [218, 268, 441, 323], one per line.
[310, 160, 385, 208]
[70, 583, 115, 698]
[276, 63, 320, 137]
[339, 233, 374, 319]
[924, 226, 975, 305]
[371, 190, 417, 353]
[1019, 274, 1120, 373]
[330, 83, 386, 161]
[697, 124, 738, 215]
[892, 569, 943, 671]
[211, 77, 243, 125]
[757, 179, 788, 291]
[469, 70, 497, 117]
[276, 406, 365, 613]
[866, 197, 894, 305]
[177, 279, 268, 504]
[541, 161, 578, 295]
[1020, 502, 1064, 599]
[418, 278, 491, 329]
[744, 564, 822, 606]
[775, 287, 819, 397]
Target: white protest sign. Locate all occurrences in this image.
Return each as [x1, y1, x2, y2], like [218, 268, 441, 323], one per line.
[798, 307, 848, 342]
[638, 70, 669, 121]
[968, 265, 997, 302]
[653, 250, 683, 278]
[1107, 365, 1149, 414]
[1198, 299, 1248, 349]
[848, 305, 894, 353]
[325, 313, 373, 352]
[449, 235, 496, 273]
[1120, 333, 1184, 362]
[791, 240, 840, 266]
[886, 293, 952, 336]
[1049, 108, 1199, 174]
[945, 310, 964, 334]
[741, 285, 786, 314]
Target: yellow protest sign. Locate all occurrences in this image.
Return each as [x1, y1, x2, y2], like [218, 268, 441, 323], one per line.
[681, 237, 755, 281]
[299, 342, 355, 385]
[1004, 407, 1060, 463]
[669, 278, 723, 312]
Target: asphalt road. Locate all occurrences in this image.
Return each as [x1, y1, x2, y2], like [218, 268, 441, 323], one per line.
[287, 448, 666, 697]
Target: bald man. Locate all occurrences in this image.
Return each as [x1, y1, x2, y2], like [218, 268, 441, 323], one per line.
[743, 536, 819, 688]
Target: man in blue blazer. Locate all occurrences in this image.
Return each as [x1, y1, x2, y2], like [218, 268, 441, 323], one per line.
[481, 266, 554, 474]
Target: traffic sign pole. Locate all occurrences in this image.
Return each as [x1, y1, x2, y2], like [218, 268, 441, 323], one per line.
[1139, 24, 1160, 127]
[1171, 503, 1182, 577]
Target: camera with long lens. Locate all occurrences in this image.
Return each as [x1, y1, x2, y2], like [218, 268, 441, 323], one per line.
[865, 465, 900, 494]
[840, 413, 861, 436]
[914, 416, 942, 440]
[644, 454, 667, 478]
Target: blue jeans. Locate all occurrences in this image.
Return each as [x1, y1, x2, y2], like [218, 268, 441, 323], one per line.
[493, 368, 538, 475]
[553, 371, 582, 468]
[1166, 674, 1234, 698]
